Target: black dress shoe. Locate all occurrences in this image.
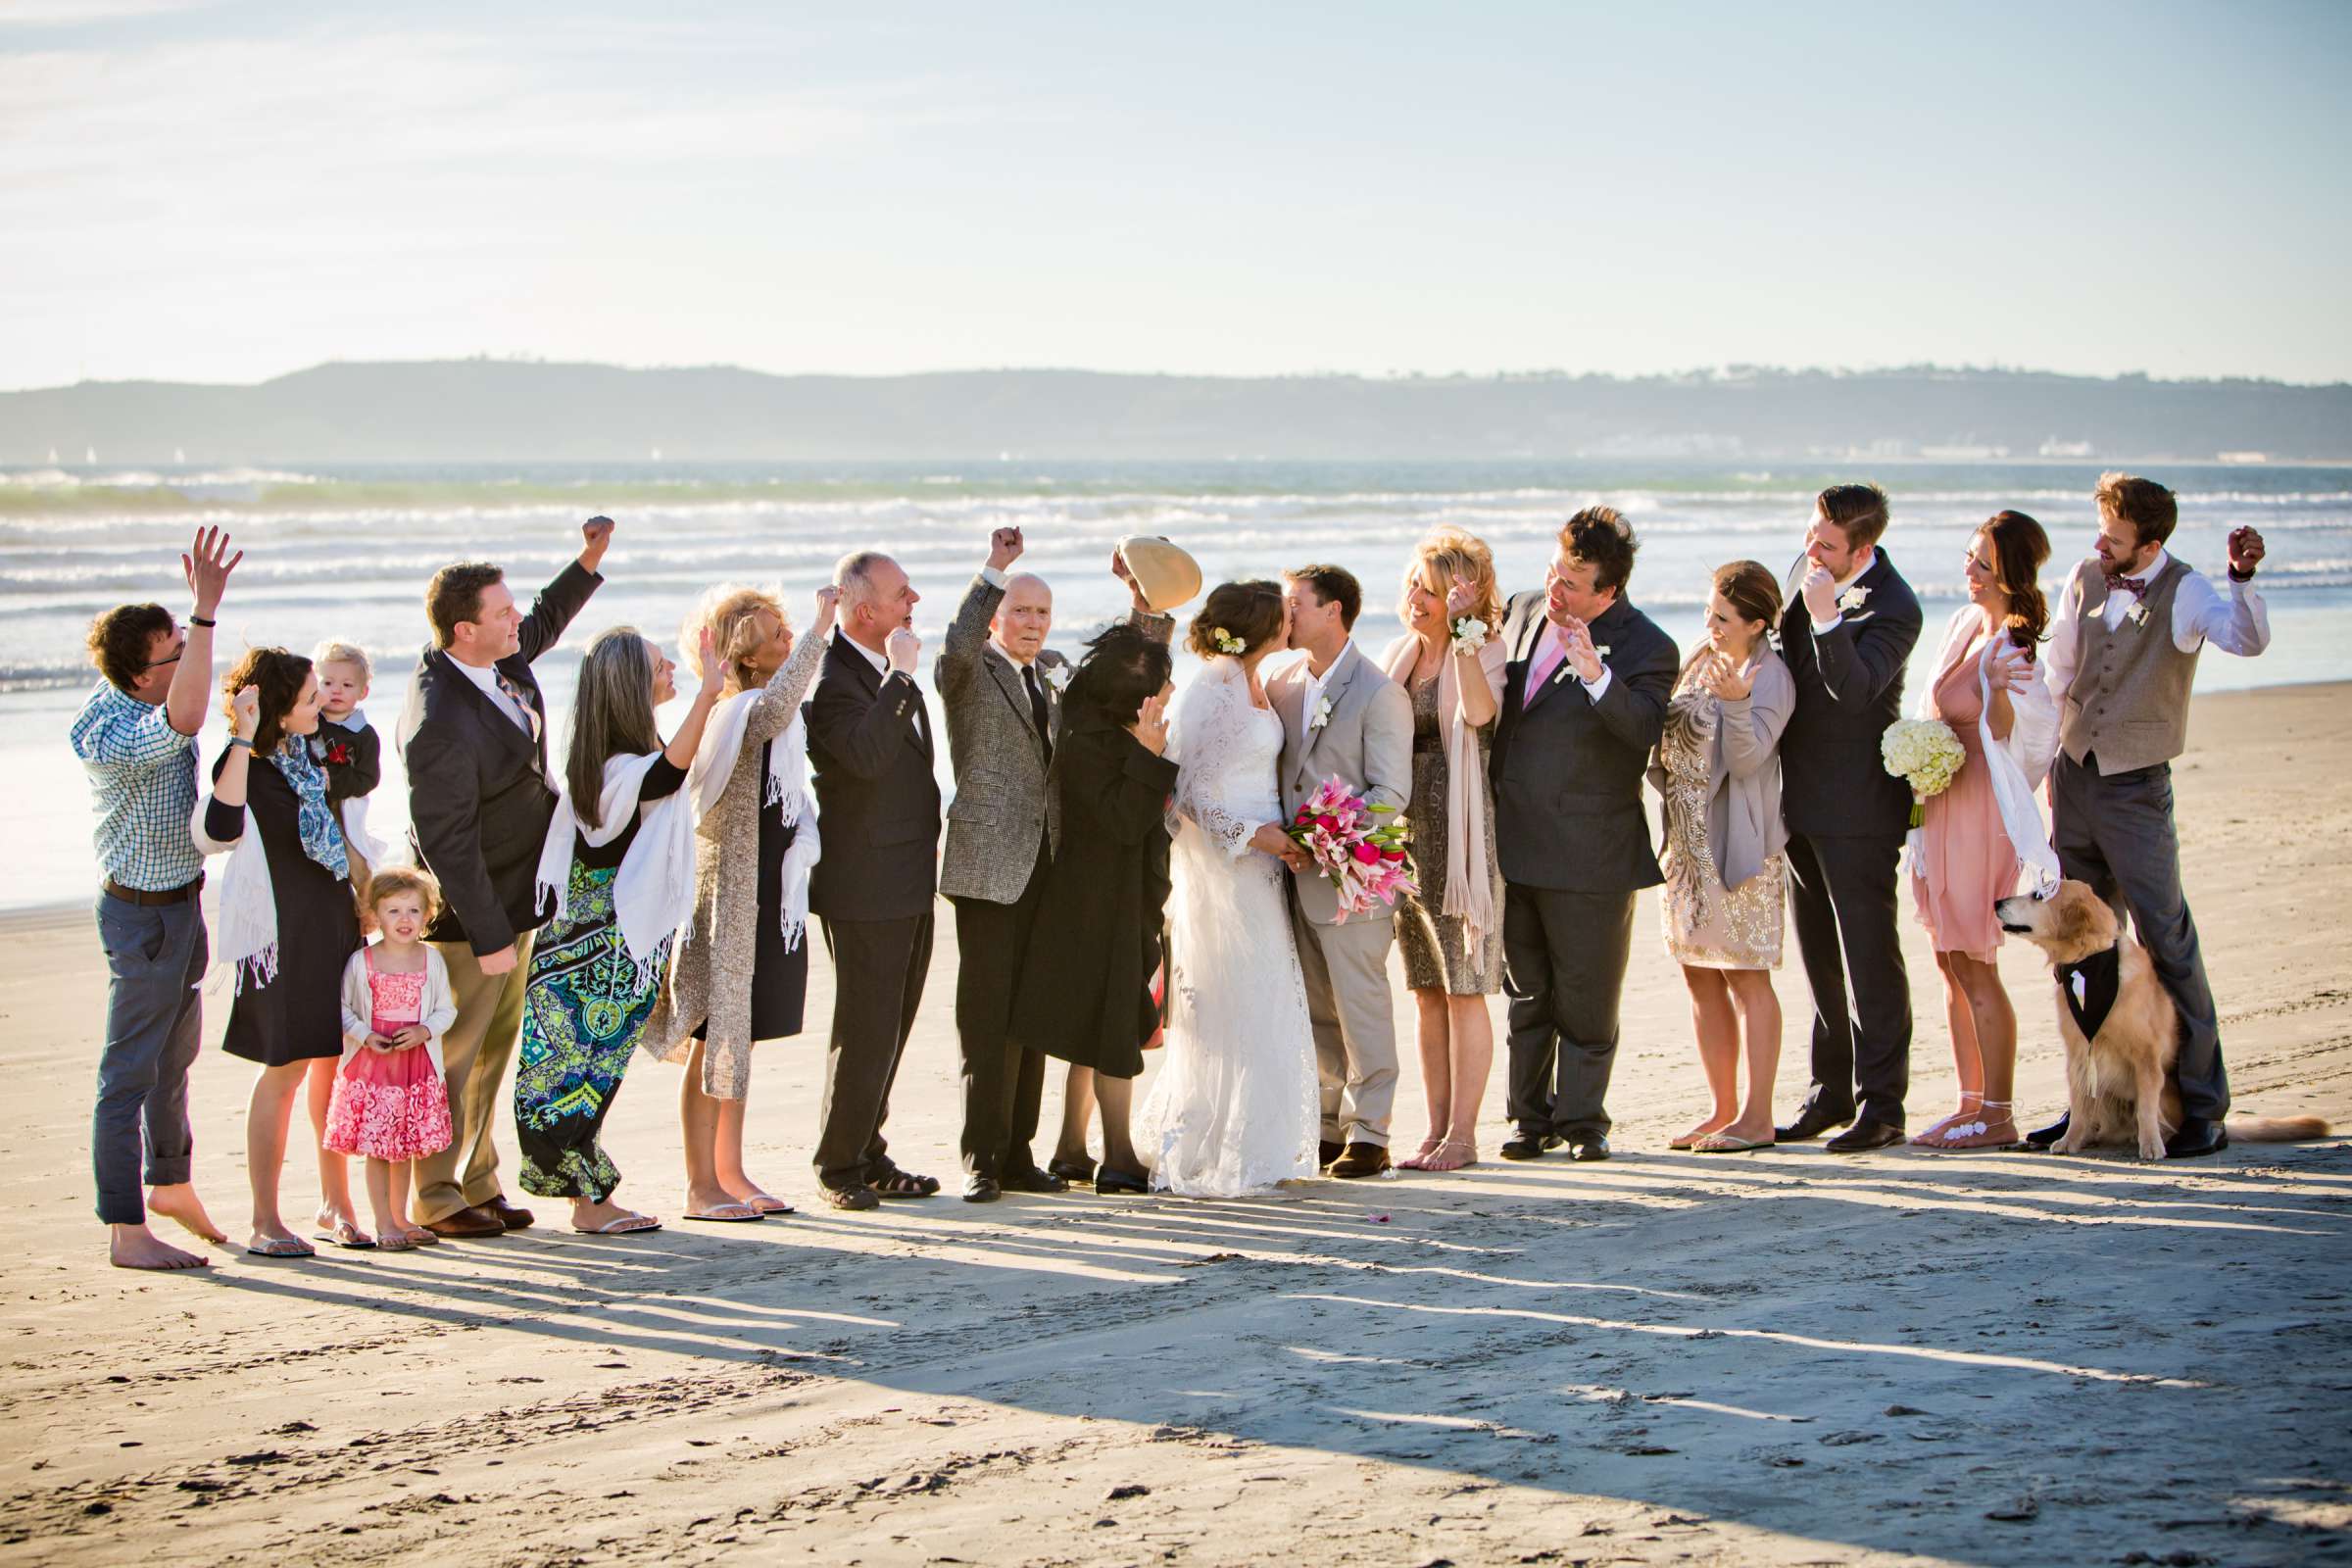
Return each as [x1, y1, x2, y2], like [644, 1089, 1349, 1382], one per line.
[2023, 1110, 2071, 1151]
[1329, 1142, 1392, 1179]
[1825, 1120, 1906, 1153]
[962, 1174, 1003, 1203]
[1093, 1165, 1150, 1195]
[1498, 1132, 1561, 1161]
[1776, 1101, 1857, 1143]
[2164, 1117, 2229, 1159]
[1318, 1140, 1345, 1169]
[1002, 1166, 1069, 1195]
[1046, 1154, 1098, 1185]
[1567, 1135, 1611, 1162]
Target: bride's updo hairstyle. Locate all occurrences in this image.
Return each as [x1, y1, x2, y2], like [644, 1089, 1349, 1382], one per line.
[1186, 579, 1285, 660]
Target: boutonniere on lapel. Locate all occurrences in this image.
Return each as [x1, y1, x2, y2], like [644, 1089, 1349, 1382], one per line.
[1043, 663, 1070, 695]
[1309, 695, 1334, 731]
[322, 739, 354, 767]
[1838, 585, 1871, 614]
[2125, 602, 2150, 629]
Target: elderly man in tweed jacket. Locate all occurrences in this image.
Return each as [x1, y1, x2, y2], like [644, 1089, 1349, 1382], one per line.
[937, 527, 1173, 1200]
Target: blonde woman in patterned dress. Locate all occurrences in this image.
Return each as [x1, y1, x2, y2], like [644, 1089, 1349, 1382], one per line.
[1379, 528, 1507, 1172]
[640, 584, 835, 1223]
[1649, 561, 1794, 1153]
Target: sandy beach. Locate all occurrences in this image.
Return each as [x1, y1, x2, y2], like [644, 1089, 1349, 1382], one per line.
[4, 680, 2348, 1568]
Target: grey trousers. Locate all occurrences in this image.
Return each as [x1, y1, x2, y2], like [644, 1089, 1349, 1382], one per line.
[1501, 883, 1636, 1139]
[2051, 753, 2229, 1120]
[92, 893, 208, 1225]
[1287, 883, 1400, 1148]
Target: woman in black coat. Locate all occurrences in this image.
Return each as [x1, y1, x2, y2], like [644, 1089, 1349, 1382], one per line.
[1009, 624, 1176, 1194]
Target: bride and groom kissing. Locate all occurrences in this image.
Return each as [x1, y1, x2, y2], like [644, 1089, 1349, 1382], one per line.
[1141, 565, 1416, 1197]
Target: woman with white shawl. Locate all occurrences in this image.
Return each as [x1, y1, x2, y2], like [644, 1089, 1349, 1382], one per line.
[1379, 528, 1508, 1171]
[1906, 511, 2061, 1152]
[512, 623, 722, 1235]
[639, 584, 836, 1224]
[192, 647, 363, 1257]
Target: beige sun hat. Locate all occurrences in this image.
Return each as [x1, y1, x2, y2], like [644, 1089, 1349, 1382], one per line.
[1116, 534, 1204, 612]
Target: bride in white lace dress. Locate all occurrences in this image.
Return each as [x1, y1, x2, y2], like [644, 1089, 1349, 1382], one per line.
[1138, 584, 1322, 1197]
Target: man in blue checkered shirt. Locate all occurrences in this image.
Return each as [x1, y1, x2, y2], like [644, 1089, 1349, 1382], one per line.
[70, 527, 241, 1270]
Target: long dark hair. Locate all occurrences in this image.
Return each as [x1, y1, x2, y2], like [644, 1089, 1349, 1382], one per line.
[220, 648, 313, 756]
[565, 628, 662, 829]
[1980, 511, 2051, 653]
[1066, 622, 1173, 729]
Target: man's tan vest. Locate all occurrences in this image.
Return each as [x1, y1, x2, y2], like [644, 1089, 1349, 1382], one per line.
[2057, 555, 2199, 774]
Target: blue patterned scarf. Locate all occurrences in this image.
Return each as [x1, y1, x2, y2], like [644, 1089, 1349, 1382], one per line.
[270, 736, 349, 880]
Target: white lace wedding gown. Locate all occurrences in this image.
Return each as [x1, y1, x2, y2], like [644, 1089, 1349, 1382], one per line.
[1137, 657, 1320, 1197]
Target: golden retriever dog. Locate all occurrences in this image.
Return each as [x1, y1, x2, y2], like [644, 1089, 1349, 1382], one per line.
[1995, 880, 2330, 1160]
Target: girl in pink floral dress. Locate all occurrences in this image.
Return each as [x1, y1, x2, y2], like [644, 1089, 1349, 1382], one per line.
[323, 867, 458, 1250]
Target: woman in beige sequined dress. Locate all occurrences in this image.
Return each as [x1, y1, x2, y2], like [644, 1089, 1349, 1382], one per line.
[1649, 562, 1794, 1153]
[1378, 528, 1507, 1172]
[639, 584, 834, 1222]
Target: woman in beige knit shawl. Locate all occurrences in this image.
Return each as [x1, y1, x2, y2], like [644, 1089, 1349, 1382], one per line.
[1379, 528, 1507, 1172]
[641, 583, 836, 1222]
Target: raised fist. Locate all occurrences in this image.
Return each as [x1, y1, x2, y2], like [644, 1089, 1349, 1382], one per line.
[987, 526, 1024, 572]
[886, 625, 922, 674]
[2229, 525, 2265, 576]
[579, 515, 616, 572]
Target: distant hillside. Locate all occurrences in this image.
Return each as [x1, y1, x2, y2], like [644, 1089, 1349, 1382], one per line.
[2, 361, 2347, 463]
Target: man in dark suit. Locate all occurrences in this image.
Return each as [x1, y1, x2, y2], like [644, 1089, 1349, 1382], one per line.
[1773, 483, 1924, 1152]
[806, 550, 944, 1211]
[401, 516, 610, 1236]
[1491, 508, 1678, 1163]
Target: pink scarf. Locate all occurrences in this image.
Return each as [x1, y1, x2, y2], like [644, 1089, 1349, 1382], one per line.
[1381, 632, 1506, 949]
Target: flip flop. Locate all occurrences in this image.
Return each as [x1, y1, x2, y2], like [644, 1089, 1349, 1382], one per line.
[1690, 1134, 1776, 1153]
[313, 1218, 375, 1250]
[681, 1202, 764, 1223]
[244, 1236, 316, 1257]
[375, 1231, 418, 1252]
[572, 1213, 662, 1236]
[741, 1192, 796, 1216]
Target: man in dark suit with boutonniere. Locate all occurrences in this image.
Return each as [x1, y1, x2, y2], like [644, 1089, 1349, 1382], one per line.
[1773, 483, 1924, 1153]
[401, 516, 611, 1237]
[806, 550, 945, 1211]
[1491, 507, 1678, 1163]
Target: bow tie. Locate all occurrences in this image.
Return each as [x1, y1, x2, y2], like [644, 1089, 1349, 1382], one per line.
[2103, 572, 2148, 597]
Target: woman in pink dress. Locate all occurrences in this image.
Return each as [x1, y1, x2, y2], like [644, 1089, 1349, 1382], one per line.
[1910, 511, 2052, 1150]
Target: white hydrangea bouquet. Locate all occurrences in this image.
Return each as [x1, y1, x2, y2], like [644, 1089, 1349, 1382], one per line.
[1881, 718, 1965, 828]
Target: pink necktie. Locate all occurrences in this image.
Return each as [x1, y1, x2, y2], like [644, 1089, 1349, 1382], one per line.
[1524, 623, 1568, 695]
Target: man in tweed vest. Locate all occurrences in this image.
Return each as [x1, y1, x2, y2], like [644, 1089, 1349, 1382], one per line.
[2032, 472, 2271, 1158]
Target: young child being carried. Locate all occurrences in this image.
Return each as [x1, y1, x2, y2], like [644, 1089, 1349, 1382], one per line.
[312, 640, 388, 874]
[324, 867, 458, 1250]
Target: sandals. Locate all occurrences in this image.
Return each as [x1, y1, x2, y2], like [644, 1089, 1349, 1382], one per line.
[313, 1215, 374, 1250]
[375, 1230, 418, 1252]
[1691, 1133, 1776, 1153]
[820, 1184, 880, 1211]
[741, 1192, 796, 1216]
[244, 1235, 315, 1258]
[572, 1211, 662, 1236]
[869, 1169, 940, 1200]
[681, 1201, 764, 1224]
[1921, 1100, 2022, 1151]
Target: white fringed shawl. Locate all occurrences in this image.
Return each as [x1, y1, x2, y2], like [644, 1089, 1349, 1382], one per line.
[534, 751, 699, 983]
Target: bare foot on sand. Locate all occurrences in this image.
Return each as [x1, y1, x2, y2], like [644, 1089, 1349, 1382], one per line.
[147, 1184, 227, 1244]
[110, 1223, 211, 1270]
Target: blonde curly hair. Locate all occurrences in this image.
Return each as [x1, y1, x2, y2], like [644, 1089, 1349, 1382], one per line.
[1397, 526, 1501, 632]
[682, 583, 791, 688]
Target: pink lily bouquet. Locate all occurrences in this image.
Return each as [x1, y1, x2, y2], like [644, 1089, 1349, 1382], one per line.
[1287, 776, 1416, 921]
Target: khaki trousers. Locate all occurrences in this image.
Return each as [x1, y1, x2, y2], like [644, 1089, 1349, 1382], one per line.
[414, 934, 535, 1223]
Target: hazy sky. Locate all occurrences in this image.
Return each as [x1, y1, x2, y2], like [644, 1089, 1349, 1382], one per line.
[4, 0, 2348, 390]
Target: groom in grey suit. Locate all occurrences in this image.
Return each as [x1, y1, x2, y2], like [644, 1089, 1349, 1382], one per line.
[1272, 566, 1414, 1178]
